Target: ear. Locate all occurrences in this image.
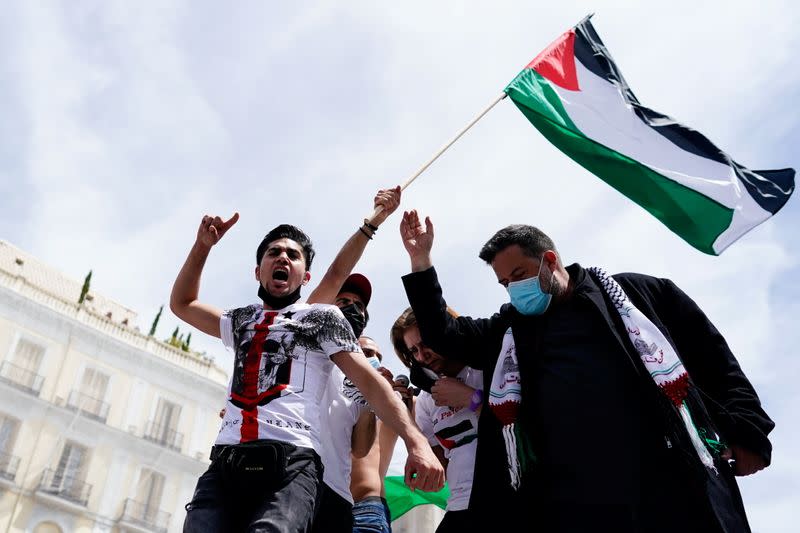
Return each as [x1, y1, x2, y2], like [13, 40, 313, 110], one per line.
[255, 265, 261, 281]
[542, 250, 558, 269]
[302, 271, 311, 285]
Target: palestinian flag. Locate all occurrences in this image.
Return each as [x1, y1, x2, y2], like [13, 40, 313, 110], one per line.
[505, 16, 794, 255]
[384, 475, 449, 521]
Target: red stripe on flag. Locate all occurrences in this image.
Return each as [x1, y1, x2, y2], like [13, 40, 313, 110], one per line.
[526, 29, 579, 91]
[240, 311, 277, 442]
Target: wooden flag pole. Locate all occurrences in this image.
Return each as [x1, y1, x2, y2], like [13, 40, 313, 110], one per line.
[366, 91, 508, 222]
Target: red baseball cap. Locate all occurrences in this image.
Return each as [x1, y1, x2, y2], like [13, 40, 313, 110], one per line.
[340, 273, 372, 307]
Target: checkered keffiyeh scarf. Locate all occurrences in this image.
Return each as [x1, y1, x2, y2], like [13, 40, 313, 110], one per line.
[489, 267, 715, 490]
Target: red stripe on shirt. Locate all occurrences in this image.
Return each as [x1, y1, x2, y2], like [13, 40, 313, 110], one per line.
[240, 311, 277, 442]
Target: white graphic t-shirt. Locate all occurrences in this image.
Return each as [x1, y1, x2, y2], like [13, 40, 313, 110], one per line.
[415, 366, 482, 511]
[319, 366, 370, 503]
[217, 302, 361, 451]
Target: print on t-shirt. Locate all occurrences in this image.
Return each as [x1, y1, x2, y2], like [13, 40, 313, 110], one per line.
[218, 302, 361, 447]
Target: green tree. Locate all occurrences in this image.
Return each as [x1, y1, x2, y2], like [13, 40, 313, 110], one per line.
[148, 305, 163, 336]
[78, 270, 92, 305]
[166, 326, 183, 349]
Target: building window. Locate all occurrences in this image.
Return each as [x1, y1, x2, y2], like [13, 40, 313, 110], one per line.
[145, 398, 183, 451]
[121, 468, 171, 531]
[0, 338, 45, 395]
[0, 415, 20, 481]
[67, 367, 110, 423]
[40, 441, 92, 505]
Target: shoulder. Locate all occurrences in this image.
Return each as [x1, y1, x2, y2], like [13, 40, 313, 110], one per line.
[612, 272, 675, 293]
[280, 303, 347, 324]
[223, 304, 262, 328]
[294, 302, 344, 317]
[612, 272, 690, 308]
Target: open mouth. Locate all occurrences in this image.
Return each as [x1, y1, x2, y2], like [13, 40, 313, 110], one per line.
[272, 269, 289, 281]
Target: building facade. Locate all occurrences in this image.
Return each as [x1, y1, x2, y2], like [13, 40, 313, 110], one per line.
[0, 240, 228, 533]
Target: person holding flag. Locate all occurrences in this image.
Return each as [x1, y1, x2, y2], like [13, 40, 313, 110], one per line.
[172, 202, 443, 532]
[399, 209, 773, 532]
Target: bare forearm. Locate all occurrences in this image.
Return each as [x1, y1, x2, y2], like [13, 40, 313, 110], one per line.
[336, 355, 427, 448]
[307, 230, 370, 304]
[171, 241, 211, 310]
[170, 241, 222, 338]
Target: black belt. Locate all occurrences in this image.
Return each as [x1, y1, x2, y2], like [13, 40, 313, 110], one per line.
[210, 440, 318, 463]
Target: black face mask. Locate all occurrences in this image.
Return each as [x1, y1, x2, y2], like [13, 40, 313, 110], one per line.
[410, 362, 439, 393]
[339, 303, 367, 338]
[258, 284, 302, 310]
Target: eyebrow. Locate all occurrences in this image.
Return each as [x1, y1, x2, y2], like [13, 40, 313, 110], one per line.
[499, 267, 524, 285]
[267, 245, 301, 257]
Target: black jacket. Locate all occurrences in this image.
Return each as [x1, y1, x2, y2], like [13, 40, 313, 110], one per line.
[403, 264, 774, 532]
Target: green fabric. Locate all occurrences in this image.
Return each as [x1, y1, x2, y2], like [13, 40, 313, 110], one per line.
[505, 68, 733, 255]
[514, 421, 537, 478]
[384, 476, 450, 520]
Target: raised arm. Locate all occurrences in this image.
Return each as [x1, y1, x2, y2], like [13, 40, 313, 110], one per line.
[333, 351, 444, 492]
[170, 213, 239, 338]
[400, 210, 508, 370]
[307, 187, 401, 304]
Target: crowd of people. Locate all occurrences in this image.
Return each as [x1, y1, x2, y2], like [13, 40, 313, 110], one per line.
[170, 187, 774, 532]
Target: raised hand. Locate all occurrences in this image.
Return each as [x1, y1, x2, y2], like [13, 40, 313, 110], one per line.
[196, 213, 239, 248]
[400, 210, 434, 272]
[368, 186, 402, 228]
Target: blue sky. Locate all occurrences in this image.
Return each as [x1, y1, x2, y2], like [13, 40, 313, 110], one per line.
[0, 1, 797, 529]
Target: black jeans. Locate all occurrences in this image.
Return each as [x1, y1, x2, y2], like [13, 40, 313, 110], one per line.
[436, 510, 480, 533]
[310, 483, 353, 533]
[184, 440, 323, 533]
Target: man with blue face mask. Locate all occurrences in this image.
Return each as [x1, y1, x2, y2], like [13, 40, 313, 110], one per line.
[398, 210, 774, 533]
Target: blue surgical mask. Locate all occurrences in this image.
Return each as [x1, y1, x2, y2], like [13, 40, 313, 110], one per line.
[507, 262, 552, 316]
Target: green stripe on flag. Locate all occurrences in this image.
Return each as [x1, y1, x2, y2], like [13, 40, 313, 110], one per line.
[505, 68, 733, 255]
[384, 476, 449, 520]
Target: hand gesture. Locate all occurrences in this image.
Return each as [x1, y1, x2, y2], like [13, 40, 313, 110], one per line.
[400, 210, 434, 271]
[197, 213, 239, 249]
[721, 444, 767, 476]
[376, 366, 394, 384]
[431, 377, 473, 409]
[392, 377, 415, 408]
[368, 186, 402, 228]
[404, 439, 445, 492]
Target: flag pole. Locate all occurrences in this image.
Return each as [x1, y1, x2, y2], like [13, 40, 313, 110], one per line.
[366, 91, 508, 221]
[399, 91, 508, 191]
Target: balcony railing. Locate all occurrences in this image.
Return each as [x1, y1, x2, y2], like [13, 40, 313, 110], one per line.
[120, 498, 171, 533]
[0, 361, 43, 396]
[66, 390, 110, 423]
[38, 469, 92, 506]
[0, 451, 20, 482]
[143, 421, 183, 452]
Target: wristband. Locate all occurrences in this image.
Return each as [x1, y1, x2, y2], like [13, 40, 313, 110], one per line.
[468, 389, 483, 412]
[363, 219, 379, 232]
[359, 226, 373, 240]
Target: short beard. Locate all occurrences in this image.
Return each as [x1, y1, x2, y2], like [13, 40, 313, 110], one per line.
[544, 268, 566, 299]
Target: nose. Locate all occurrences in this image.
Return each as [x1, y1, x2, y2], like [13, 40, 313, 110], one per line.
[415, 346, 434, 364]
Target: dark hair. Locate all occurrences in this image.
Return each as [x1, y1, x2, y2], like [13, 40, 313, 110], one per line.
[256, 224, 315, 270]
[390, 306, 458, 368]
[478, 224, 556, 264]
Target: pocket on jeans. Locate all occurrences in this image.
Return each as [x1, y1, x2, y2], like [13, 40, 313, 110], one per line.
[185, 469, 224, 511]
